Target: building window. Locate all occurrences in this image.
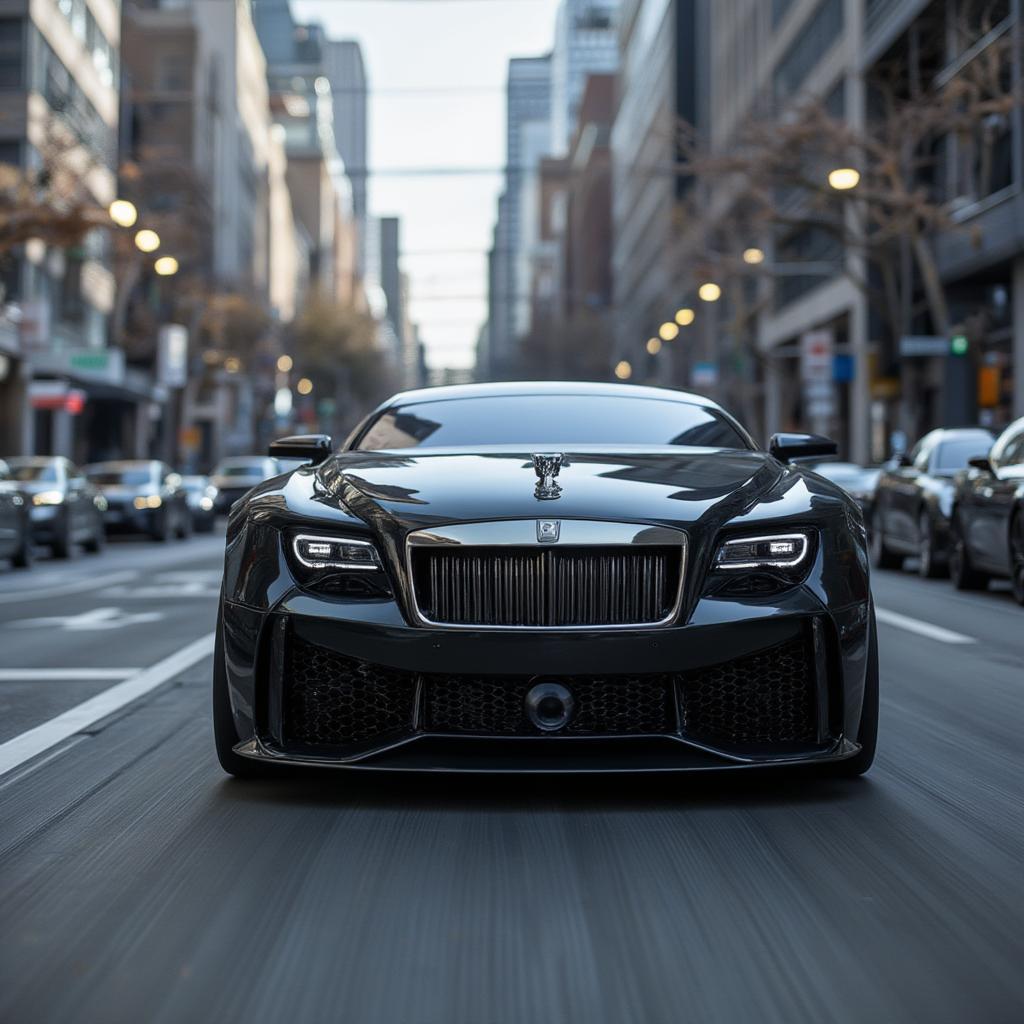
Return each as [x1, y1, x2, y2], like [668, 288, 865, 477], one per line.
[774, 0, 844, 102]
[0, 18, 24, 89]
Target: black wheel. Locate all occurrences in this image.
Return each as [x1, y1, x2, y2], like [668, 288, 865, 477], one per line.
[917, 512, 945, 579]
[152, 511, 172, 543]
[830, 605, 878, 778]
[870, 510, 901, 570]
[11, 519, 33, 569]
[213, 602, 275, 778]
[83, 514, 105, 554]
[176, 506, 192, 540]
[949, 517, 988, 591]
[1011, 512, 1024, 608]
[51, 514, 75, 559]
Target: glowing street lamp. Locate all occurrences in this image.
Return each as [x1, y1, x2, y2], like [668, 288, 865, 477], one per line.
[109, 199, 138, 228]
[276, 354, 294, 373]
[742, 247, 765, 265]
[613, 360, 632, 381]
[674, 307, 695, 326]
[134, 228, 160, 253]
[224, 356, 241, 374]
[646, 338, 662, 355]
[297, 377, 314, 395]
[154, 255, 179, 276]
[658, 322, 680, 341]
[698, 282, 721, 302]
[827, 167, 860, 190]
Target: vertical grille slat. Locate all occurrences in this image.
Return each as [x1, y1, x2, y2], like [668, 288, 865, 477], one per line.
[413, 546, 680, 627]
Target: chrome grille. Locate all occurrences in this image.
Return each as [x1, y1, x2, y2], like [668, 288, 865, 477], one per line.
[411, 547, 681, 627]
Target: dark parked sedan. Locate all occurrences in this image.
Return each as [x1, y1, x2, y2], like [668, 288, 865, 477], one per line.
[85, 461, 192, 541]
[4, 456, 106, 558]
[949, 416, 1024, 603]
[214, 381, 877, 780]
[871, 427, 994, 577]
[805, 461, 880, 522]
[181, 475, 219, 533]
[209, 456, 280, 513]
[0, 458, 33, 569]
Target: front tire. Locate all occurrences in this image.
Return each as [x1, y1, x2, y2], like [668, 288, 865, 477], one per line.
[871, 511, 901, 570]
[917, 512, 945, 579]
[51, 514, 75, 560]
[83, 515, 105, 554]
[831, 605, 878, 778]
[11, 521, 33, 569]
[949, 519, 988, 591]
[213, 602, 274, 778]
[1011, 512, 1024, 607]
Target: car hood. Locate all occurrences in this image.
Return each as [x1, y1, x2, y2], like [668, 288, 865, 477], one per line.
[308, 447, 798, 532]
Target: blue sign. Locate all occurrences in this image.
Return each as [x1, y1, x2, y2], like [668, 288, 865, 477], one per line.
[832, 354, 854, 382]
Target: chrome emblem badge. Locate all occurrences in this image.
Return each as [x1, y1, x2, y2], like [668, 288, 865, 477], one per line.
[532, 453, 565, 501]
[537, 519, 561, 543]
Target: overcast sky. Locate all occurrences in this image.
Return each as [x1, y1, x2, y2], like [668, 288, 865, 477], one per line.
[293, 0, 562, 370]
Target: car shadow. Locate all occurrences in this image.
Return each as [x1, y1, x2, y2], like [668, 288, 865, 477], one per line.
[217, 764, 873, 814]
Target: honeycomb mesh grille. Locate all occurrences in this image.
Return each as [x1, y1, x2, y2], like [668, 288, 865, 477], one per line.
[679, 635, 817, 747]
[424, 674, 673, 736]
[283, 634, 417, 750]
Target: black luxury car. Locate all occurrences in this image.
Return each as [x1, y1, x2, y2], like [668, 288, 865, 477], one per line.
[214, 382, 877, 779]
[4, 456, 106, 558]
[0, 458, 34, 569]
[870, 427, 994, 578]
[948, 416, 1024, 602]
[85, 460, 192, 541]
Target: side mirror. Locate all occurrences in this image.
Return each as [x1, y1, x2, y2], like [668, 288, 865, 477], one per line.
[967, 455, 993, 473]
[895, 451, 914, 468]
[269, 434, 333, 466]
[768, 432, 838, 462]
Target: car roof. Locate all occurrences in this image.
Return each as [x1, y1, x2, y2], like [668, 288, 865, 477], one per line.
[378, 381, 722, 410]
[85, 460, 160, 470]
[215, 456, 270, 466]
[7, 456, 56, 465]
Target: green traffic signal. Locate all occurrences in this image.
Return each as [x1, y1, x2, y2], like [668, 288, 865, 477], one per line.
[950, 334, 968, 356]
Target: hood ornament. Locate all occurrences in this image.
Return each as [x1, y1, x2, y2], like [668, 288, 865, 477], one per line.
[532, 453, 566, 500]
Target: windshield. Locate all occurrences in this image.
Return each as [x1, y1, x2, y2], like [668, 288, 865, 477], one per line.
[356, 396, 751, 450]
[215, 464, 266, 478]
[87, 467, 155, 487]
[933, 438, 992, 471]
[7, 462, 58, 482]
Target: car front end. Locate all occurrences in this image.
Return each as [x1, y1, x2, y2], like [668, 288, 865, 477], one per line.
[218, 448, 874, 774]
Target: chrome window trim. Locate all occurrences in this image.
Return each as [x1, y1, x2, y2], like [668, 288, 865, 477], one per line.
[292, 532, 383, 571]
[404, 519, 688, 631]
[714, 531, 810, 570]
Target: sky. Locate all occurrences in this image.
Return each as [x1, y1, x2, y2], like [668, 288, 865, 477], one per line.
[293, 0, 563, 370]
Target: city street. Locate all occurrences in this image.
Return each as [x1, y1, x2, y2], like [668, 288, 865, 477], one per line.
[1, 539, 1023, 1023]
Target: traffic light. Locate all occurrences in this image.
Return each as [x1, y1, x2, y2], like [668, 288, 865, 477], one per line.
[950, 334, 969, 356]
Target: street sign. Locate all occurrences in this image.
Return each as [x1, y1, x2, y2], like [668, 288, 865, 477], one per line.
[691, 361, 718, 388]
[800, 330, 833, 381]
[899, 335, 948, 357]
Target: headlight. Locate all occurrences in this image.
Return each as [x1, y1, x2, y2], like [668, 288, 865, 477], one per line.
[33, 490, 64, 506]
[134, 495, 163, 510]
[714, 532, 811, 571]
[199, 496, 214, 511]
[293, 533, 383, 571]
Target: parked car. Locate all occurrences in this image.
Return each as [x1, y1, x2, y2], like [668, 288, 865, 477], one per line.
[805, 461, 880, 522]
[209, 456, 280, 513]
[4, 456, 106, 558]
[0, 458, 34, 569]
[181, 475, 219, 533]
[871, 427, 994, 577]
[949, 416, 1024, 603]
[85, 460, 191, 541]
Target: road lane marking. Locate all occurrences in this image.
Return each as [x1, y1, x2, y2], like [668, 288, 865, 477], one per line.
[875, 607, 976, 645]
[0, 631, 215, 778]
[7, 607, 165, 631]
[0, 668, 141, 681]
[0, 571, 137, 605]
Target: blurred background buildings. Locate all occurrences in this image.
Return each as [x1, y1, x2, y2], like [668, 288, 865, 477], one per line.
[0, 0, 1020, 467]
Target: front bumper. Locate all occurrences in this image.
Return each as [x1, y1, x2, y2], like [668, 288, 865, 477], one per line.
[223, 590, 872, 773]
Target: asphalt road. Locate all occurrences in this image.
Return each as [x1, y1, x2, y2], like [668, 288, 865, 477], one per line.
[1, 536, 1023, 1024]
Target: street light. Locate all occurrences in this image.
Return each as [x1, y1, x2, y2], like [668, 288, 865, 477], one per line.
[109, 199, 138, 228]
[276, 354, 293, 373]
[153, 255, 178, 276]
[675, 307, 695, 326]
[613, 360, 632, 381]
[742, 247, 765, 265]
[297, 377, 314, 395]
[827, 167, 860, 190]
[658, 322, 679, 341]
[224, 356, 241, 374]
[134, 228, 160, 253]
[698, 282, 721, 302]
[646, 338, 662, 355]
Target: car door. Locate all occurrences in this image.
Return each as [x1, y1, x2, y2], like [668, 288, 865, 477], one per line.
[64, 460, 89, 537]
[984, 426, 1024, 574]
[889, 434, 936, 549]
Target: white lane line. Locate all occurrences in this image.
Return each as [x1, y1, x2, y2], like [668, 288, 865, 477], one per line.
[0, 668, 141, 681]
[0, 631, 215, 778]
[0, 571, 137, 605]
[875, 607, 976, 645]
